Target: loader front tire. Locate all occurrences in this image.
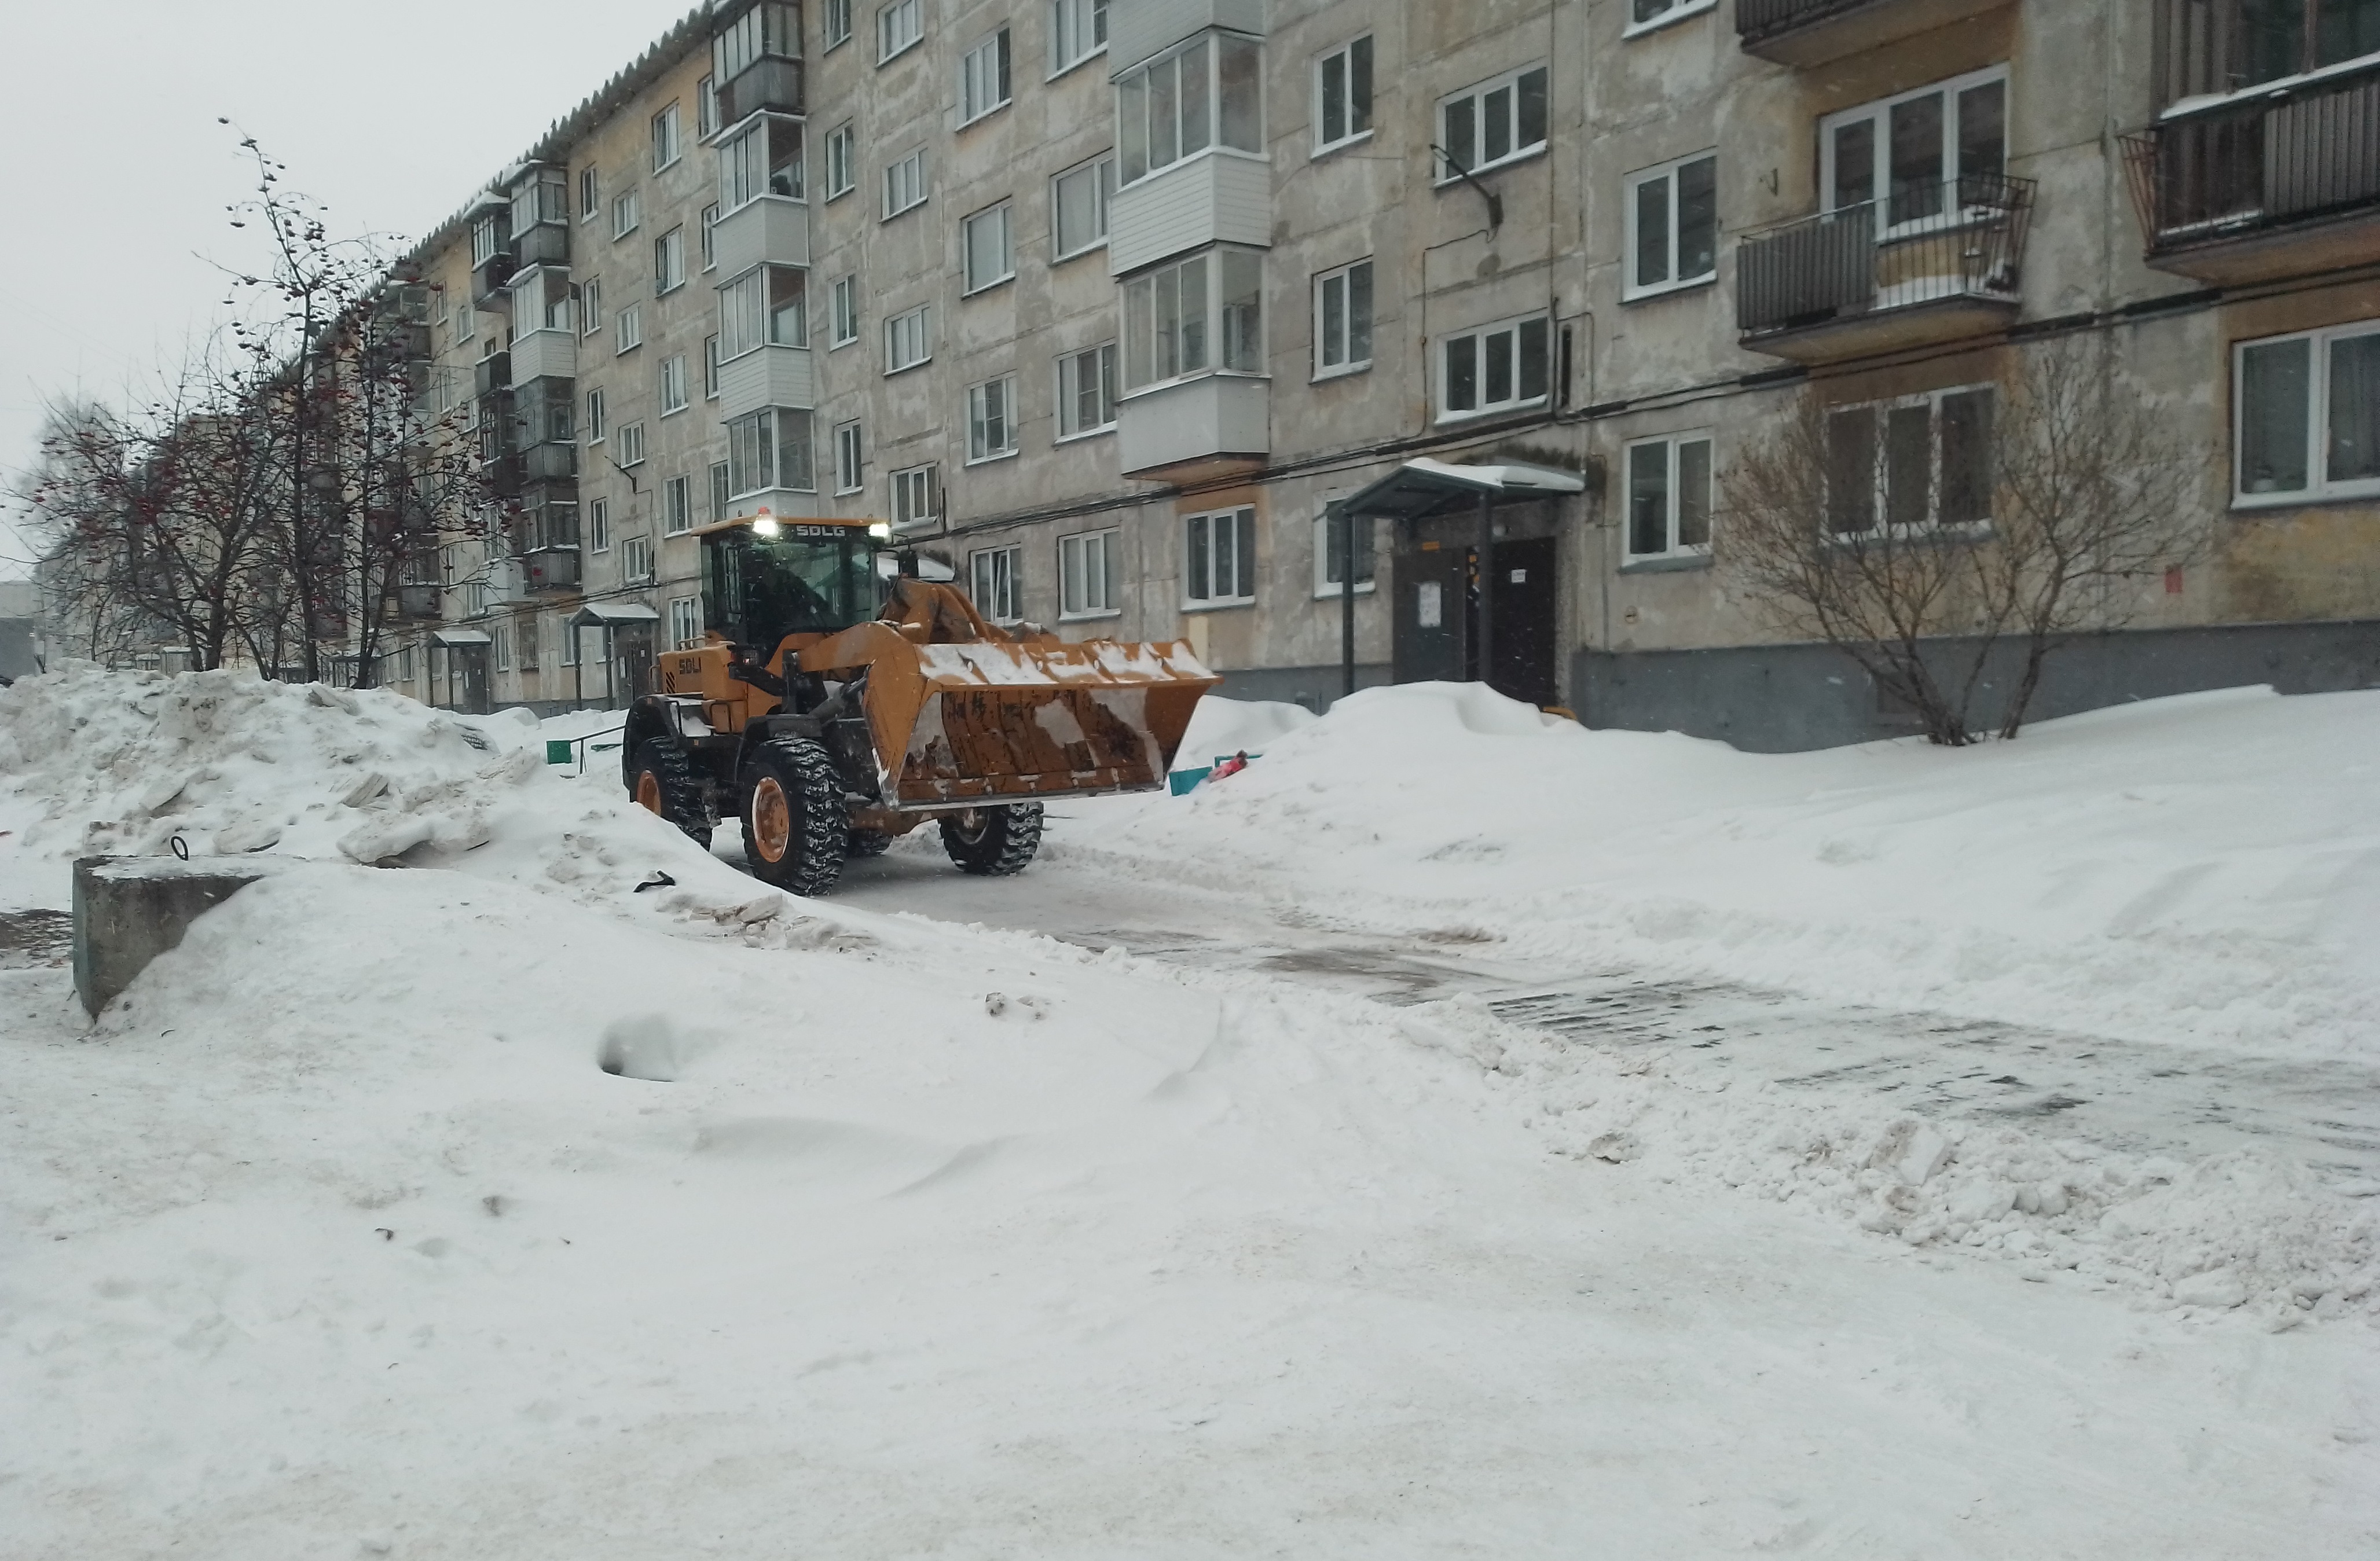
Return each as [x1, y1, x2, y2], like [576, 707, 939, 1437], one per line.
[740, 737, 848, 897]
[629, 737, 712, 849]
[939, 802, 1043, 876]
[845, 828, 894, 858]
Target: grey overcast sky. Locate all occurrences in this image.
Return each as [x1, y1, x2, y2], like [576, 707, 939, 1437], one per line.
[0, 0, 698, 578]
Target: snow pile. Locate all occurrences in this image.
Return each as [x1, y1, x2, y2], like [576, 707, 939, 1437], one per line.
[1067, 681, 2380, 1317]
[1174, 693, 1316, 767]
[0, 667, 545, 867]
[0, 669, 783, 931]
[1090, 681, 2380, 1060]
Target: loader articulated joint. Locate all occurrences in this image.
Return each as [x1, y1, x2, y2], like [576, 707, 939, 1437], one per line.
[725, 647, 785, 699]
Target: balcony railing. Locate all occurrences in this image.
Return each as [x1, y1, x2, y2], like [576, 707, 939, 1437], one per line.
[473, 352, 512, 398]
[716, 56, 803, 124]
[1737, 174, 2033, 352]
[1737, 0, 2009, 66]
[520, 442, 578, 483]
[512, 223, 569, 269]
[482, 452, 522, 498]
[522, 549, 582, 593]
[471, 253, 518, 310]
[395, 583, 442, 620]
[2121, 58, 2380, 280]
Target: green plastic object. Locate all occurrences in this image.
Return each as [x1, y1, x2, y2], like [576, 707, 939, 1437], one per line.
[545, 739, 573, 765]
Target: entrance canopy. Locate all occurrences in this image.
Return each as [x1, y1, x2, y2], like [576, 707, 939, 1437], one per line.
[428, 629, 491, 646]
[1338, 457, 1587, 523]
[568, 601, 661, 629]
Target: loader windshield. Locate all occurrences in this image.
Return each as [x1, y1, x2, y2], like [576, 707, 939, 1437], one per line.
[702, 523, 881, 650]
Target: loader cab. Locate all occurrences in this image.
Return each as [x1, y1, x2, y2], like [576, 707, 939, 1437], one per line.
[700, 517, 888, 657]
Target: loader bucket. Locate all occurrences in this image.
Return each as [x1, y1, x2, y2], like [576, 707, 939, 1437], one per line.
[890, 637, 1218, 804]
[795, 618, 1216, 807]
[885, 639, 1217, 805]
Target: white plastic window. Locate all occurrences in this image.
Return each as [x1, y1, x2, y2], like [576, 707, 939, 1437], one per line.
[1624, 153, 1718, 299]
[2235, 322, 2380, 506]
[1437, 314, 1550, 421]
[1624, 432, 1714, 558]
[1183, 506, 1256, 608]
[1058, 527, 1120, 616]
[1314, 36, 1373, 153]
[1437, 64, 1549, 180]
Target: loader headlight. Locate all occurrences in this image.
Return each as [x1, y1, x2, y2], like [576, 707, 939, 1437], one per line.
[753, 514, 782, 537]
[868, 522, 892, 540]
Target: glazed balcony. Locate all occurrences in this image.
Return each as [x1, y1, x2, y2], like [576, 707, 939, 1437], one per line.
[717, 344, 814, 421]
[1736, 0, 2013, 68]
[712, 1, 803, 122]
[2120, 59, 2380, 287]
[512, 493, 582, 593]
[1116, 373, 1268, 480]
[508, 324, 576, 385]
[713, 193, 808, 276]
[1736, 174, 2033, 363]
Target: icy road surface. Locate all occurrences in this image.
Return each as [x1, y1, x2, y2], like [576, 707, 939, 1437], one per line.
[827, 823, 2380, 1185]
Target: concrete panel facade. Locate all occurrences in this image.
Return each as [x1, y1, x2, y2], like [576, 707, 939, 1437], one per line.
[358, 0, 2379, 748]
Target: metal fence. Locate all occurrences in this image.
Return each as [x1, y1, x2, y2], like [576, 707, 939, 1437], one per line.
[1736, 173, 2035, 339]
[1735, 0, 1878, 39]
[2121, 60, 2380, 244]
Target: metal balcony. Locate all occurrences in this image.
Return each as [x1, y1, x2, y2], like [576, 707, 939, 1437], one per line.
[520, 442, 579, 483]
[2121, 60, 2380, 287]
[512, 490, 580, 553]
[1736, 174, 2033, 363]
[521, 549, 582, 593]
[396, 583, 442, 620]
[513, 223, 569, 269]
[716, 56, 804, 124]
[482, 452, 522, 498]
[472, 253, 518, 311]
[1736, 0, 2012, 67]
[474, 352, 512, 397]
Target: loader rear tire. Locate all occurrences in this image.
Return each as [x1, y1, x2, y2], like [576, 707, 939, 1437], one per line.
[629, 737, 713, 849]
[740, 737, 848, 897]
[939, 802, 1043, 876]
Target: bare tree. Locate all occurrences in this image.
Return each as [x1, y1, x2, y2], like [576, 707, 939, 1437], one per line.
[1719, 337, 2207, 744]
[1978, 340, 2209, 737]
[20, 362, 284, 673]
[17, 132, 487, 686]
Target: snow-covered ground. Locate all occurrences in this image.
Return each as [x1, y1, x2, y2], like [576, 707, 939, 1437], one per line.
[2, 669, 2374, 1558]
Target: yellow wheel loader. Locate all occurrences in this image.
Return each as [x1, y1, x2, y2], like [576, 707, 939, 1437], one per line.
[620, 513, 1219, 895]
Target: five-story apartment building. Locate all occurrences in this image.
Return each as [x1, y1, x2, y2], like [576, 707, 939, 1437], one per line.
[382, 0, 2379, 750]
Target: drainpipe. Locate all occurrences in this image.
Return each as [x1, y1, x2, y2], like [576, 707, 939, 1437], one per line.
[1336, 501, 1356, 701]
[1475, 490, 1495, 692]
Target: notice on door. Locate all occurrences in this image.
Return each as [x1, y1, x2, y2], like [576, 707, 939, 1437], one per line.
[1510, 568, 1527, 583]
[1417, 581, 1443, 628]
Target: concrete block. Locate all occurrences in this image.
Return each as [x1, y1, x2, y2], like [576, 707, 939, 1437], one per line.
[71, 855, 297, 1017]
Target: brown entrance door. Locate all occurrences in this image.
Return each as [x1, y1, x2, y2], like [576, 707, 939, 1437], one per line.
[613, 623, 657, 703]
